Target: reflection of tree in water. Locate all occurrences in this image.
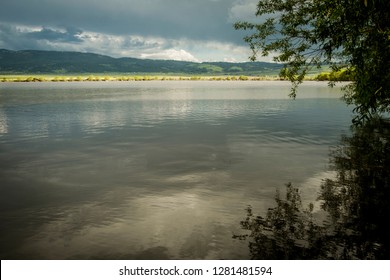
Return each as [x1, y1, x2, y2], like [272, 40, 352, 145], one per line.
[234, 118, 390, 259]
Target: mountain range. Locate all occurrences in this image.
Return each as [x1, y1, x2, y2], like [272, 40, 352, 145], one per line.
[0, 49, 282, 75]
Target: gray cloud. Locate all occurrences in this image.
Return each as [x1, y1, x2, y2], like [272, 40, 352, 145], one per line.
[0, 0, 261, 61]
[0, 23, 83, 50]
[0, 0, 245, 40]
[25, 26, 83, 43]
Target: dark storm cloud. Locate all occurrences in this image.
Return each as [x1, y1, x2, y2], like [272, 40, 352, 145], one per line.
[0, 0, 261, 61]
[0, 23, 84, 50]
[0, 23, 41, 50]
[0, 0, 249, 42]
[25, 27, 83, 43]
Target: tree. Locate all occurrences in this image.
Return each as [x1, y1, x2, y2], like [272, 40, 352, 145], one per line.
[235, 0, 390, 122]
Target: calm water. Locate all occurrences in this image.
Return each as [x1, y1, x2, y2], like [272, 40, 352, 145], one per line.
[0, 81, 352, 259]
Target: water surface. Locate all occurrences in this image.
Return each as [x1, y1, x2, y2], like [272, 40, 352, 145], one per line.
[0, 81, 352, 259]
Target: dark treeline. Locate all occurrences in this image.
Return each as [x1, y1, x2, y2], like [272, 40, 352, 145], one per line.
[0, 49, 282, 75]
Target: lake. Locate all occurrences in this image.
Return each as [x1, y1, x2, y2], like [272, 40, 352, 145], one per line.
[0, 81, 352, 259]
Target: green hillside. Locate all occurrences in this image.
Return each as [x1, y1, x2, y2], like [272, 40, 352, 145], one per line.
[0, 49, 282, 75]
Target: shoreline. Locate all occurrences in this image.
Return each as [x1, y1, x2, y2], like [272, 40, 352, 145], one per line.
[0, 74, 321, 83]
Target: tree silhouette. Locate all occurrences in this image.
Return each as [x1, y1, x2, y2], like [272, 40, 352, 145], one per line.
[234, 117, 390, 259]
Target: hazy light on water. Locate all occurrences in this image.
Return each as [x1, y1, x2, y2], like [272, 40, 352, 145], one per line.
[0, 81, 351, 259]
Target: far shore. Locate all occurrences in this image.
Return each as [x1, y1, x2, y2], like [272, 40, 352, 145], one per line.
[0, 74, 322, 83]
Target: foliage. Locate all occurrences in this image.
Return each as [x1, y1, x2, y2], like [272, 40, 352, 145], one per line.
[196, 64, 224, 73]
[235, 0, 390, 121]
[315, 69, 354, 82]
[228, 66, 244, 72]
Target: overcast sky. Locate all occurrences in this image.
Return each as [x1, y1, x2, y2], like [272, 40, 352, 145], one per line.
[0, 0, 266, 62]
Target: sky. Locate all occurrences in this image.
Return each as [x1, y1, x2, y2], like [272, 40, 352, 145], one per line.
[0, 0, 266, 62]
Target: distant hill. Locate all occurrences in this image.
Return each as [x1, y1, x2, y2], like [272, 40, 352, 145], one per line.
[0, 49, 282, 75]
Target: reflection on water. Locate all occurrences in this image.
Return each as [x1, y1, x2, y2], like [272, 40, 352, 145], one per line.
[235, 117, 390, 259]
[0, 107, 8, 134]
[0, 81, 352, 259]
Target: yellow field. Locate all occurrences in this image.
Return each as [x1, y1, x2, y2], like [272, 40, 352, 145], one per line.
[0, 74, 290, 82]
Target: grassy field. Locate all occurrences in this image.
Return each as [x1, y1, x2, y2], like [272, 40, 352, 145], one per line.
[0, 73, 330, 83]
[0, 74, 288, 82]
